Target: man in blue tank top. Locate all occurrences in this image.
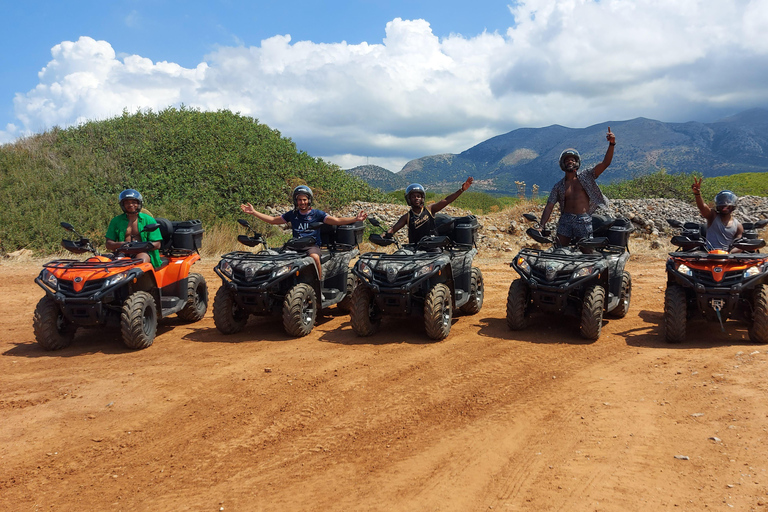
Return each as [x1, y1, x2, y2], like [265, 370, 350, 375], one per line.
[692, 178, 743, 252]
[386, 177, 473, 244]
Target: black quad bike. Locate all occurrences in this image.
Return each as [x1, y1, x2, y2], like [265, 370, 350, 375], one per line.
[33, 219, 208, 350]
[663, 218, 768, 343]
[213, 218, 363, 337]
[349, 215, 483, 340]
[506, 213, 633, 340]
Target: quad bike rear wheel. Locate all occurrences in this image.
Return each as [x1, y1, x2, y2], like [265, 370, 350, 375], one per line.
[213, 286, 249, 334]
[121, 291, 157, 349]
[336, 272, 357, 313]
[664, 284, 687, 344]
[282, 283, 317, 337]
[506, 278, 531, 330]
[580, 284, 605, 340]
[749, 284, 768, 344]
[177, 272, 208, 322]
[608, 271, 632, 318]
[424, 283, 452, 340]
[350, 285, 381, 336]
[33, 295, 76, 350]
[459, 267, 484, 315]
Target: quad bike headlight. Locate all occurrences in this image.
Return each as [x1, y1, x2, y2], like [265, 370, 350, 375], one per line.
[675, 263, 693, 276]
[516, 257, 531, 274]
[573, 266, 596, 279]
[414, 263, 436, 279]
[104, 271, 130, 288]
[272, 264, 293, 278]
[744, 265, 763, 278]
[219, 260, 233, 278]
[357, 261, 373, 279]
[41, 269, 58, 288]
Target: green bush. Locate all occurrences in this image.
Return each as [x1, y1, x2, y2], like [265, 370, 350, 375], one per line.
[0, 107, 386, 254]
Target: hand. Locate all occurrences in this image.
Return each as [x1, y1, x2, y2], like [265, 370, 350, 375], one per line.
[356, 211, 368, 222]
[606, 127, 615, 145]
[383, 232, 393, 239]
[240, 202, 256, 215]
[692, 177, 702, 196]
[461, 177, 474, 192]
[541, 229, 551, 237]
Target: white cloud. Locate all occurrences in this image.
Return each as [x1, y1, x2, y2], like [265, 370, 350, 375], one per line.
[7, 1, 768, 167]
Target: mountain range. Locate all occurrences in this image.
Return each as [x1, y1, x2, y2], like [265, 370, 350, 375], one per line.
[346, 108, 768, 195]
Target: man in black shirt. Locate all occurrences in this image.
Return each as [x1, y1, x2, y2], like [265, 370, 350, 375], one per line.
[387, 177, 473, 243]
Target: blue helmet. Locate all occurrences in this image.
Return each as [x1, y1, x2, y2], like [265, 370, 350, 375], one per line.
[559, 149, 581, 172]
[292, 185, 314, 208]
[118, 189, 143, 213]
[405, 183, 426, 206]
[715, 190, 737, 213]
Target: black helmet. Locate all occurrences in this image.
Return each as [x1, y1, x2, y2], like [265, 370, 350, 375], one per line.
[559, 149, 581, 172]
[119, 189, 143, 213]
[715, 190, 737, 213]
[405, 183, 426, 206]
[292, 185, 314, 208]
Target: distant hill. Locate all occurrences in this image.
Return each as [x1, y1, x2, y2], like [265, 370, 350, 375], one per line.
[363, 108, 768, 195]
[346, 164, 409, 191]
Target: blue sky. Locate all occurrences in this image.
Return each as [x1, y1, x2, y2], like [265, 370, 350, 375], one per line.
[2, 0, 768, 172]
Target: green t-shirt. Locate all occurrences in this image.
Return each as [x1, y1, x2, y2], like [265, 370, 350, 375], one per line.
[106, 212, 163, 268]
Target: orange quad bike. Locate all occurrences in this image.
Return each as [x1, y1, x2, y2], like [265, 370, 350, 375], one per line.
[664, 218, 768, 343]
[33, 219, 208, 350]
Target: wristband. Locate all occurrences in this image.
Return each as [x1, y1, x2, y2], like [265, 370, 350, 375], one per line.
[609, 142, 616, 146]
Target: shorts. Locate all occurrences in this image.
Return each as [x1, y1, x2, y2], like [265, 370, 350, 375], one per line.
[557, 213, 593, 239]
[305, 245, 322, 257]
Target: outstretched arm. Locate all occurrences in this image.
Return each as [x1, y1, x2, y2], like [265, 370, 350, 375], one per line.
[240, 202, 287, 225]
[430, 177, 474, 214]
[592, 127, 616, 178]
[691, 177, 715, 223]
[324, 211, 368, 225]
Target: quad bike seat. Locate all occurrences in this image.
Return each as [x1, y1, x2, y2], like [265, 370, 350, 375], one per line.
[155, 217, 175, 251]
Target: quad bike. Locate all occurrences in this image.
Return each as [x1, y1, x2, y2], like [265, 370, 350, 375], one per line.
[213, 218, 363, 337]
[663, 218, 768, 343]
[506, 213, 632, 340]
[349, 214, 483, 340]
[33, 219, 208, 350]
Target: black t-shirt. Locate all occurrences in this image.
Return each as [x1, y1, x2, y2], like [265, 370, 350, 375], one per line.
[407, 208, 435, 243]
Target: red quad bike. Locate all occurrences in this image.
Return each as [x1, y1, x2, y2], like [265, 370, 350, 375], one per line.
[33, 220, 208, 350]
[664, 218, 768, 343]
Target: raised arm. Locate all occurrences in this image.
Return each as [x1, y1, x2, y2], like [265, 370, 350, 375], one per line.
[324, 211, 368, 225]
[430, 177, 474, 214]
[240, 202, 287, 225]
[691, 177, 715, 223]
[592, 127, 616, 178]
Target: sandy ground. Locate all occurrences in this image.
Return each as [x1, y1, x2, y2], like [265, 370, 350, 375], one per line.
[2, 253, 768, 511]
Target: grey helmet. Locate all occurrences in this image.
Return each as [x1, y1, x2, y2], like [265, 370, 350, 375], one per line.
[405, 183, 426, 206]
[559, 149, 581, 172]
[119, 189, 143, 213]
[292, 185, 314, 208]
[715, 190, 737, 213]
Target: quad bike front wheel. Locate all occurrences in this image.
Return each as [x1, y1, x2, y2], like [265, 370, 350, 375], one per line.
[664, 284, 687, 344]
[580, 284, 605, 340]
[749, 284, 768, 344]
[350, 285, 380, 336]
[177, 272, 208, 322]
[336, 272, 357, 313]
[121, 291, 158, 349]
[213, 286, 249, 334]
[459, 267, 484, 315]
[33, 295, 76, 350]
[424, 283, 453, 340]
[282, 283, 317, 337]
[506, 278, 531, 330]
[608, 271, 632, 318]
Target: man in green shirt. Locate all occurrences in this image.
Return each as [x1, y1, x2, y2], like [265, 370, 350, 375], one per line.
[105, 189, 163, 268]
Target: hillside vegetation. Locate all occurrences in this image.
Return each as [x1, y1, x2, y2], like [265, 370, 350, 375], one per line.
[0, 107, 385, 253]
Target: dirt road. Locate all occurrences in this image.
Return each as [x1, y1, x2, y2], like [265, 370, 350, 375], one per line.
[2, 255, 767, 511]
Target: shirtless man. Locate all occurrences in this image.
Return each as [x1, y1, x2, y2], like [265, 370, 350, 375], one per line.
[540, 128, 616, 246]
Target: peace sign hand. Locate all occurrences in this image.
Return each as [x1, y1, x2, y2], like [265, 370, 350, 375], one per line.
[692, 177, 703, 195]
